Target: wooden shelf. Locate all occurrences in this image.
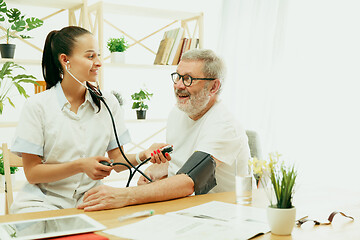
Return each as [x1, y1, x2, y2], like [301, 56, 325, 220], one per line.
[6, 0, 84, 9]
[0, 59, 41, 65]
[104, 62, 177, 69]
[0, 59, 177, 70]
[97, 2, 201, 20]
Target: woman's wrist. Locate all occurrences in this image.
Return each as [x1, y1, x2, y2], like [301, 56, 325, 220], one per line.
[135, 152, 142, 164]
[136, 151, 147, 164]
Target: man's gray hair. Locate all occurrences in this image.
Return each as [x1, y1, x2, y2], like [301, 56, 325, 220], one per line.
[181, 49, 225, 83]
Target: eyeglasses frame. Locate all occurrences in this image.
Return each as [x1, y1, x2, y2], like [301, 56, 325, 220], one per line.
[171, 72, 216, 87]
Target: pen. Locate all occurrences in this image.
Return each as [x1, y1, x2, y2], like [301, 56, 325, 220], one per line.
[118, 209, 155, 222]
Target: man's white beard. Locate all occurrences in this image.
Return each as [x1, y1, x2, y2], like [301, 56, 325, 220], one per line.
[175, 85, 211, 118]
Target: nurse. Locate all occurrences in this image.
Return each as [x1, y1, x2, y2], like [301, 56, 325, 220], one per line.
[10, 26, 169, 213]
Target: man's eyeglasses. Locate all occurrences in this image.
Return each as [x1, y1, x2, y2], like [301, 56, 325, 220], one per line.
[171, 72, 215, 87]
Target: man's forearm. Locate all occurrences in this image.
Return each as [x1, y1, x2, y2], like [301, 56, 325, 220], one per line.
[126, 174, 194, 205]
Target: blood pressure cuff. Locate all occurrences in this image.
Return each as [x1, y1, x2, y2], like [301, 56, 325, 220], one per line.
[176, 151, 217, 195]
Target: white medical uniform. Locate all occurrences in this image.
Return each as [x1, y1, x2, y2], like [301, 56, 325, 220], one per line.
[167, 100, 250, 193]
[10, 82, 130, 213]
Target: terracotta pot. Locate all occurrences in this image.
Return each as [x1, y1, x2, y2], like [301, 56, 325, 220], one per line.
[267, 206, 296, 235]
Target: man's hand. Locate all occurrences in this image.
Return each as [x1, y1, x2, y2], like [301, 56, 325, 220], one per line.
[77, 185, 129, 211]
[137, 162, 169, 185]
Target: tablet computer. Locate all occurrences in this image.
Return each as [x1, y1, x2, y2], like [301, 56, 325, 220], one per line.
[0, 214, 106, 240]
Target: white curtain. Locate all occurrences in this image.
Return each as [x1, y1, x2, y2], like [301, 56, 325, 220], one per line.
[218, 0, 360, 190]
[217, 0, 288, 158]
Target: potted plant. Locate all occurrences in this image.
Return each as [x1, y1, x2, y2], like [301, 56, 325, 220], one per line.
[0, 61, 39, 114]
[106, 36, 129, 64]
[251, 153, 297, 235]
[131, 88, 153, 120]
[0, 0, 44, 58]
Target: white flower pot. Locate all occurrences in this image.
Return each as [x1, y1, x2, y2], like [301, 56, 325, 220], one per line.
[267, 206, 296, 235]
[111, 52, 125, 64]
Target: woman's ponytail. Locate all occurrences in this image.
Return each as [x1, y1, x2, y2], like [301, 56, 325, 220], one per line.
[42, 30, 62, 90]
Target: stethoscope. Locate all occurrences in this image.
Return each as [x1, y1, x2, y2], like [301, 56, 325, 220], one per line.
[64, 61, 172, 187]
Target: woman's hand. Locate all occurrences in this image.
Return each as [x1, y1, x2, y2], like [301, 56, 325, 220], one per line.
[144, 143, 172, 164]
[78, 156, 113, 180]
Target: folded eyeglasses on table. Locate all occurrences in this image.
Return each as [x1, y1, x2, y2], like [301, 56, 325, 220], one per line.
[296, 211, 354, 226]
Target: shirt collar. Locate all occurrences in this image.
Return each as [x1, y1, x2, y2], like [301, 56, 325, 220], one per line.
[54, 81, 98, 112]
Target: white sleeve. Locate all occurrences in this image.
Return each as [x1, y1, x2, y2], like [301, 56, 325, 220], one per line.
[196, 119, 250, 167]
[11, 98, 44, 157]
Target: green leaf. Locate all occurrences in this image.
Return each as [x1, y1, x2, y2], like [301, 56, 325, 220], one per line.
[0, 0, 7, 14]
[13, 74, 36, 81]
[26, 17, 43, 30]
[0, 101, 3, 114]
[0, 61, 13, 79]
[13, 82, 27, 97]
[19, 34, 31, 39]
[7, 97, 15, 108]
[11, 19, 26, 32]
[132, 102, 140, 109]
[6, 8, 22, 23]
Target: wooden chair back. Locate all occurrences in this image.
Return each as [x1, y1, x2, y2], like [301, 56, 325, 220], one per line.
[34, 81, 46, 94]
[2, 143, 23, 214]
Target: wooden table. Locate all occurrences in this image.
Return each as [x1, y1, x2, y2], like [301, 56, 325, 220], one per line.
[0, 189, 359, 240]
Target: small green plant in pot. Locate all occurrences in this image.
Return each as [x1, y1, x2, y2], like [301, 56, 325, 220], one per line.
[0, 61, 39, 114]
[251, 152, 297, 235]
[107, 37, 129, 63]
[131, 88, 153, 120]
[0, 0, 44, 58]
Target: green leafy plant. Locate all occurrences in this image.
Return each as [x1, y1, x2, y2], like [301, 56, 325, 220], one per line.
[0, 61, 39, 114]
[0, 0, 44, 44]
[0, 152, 18, 175]
[250, 152, 297, 209]
[131, 88, 153, 111]
[106, 37, 129, 53]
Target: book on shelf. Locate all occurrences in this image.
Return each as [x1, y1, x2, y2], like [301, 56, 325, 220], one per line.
[171, 38, 186, 65]
[153, 38, 174, 65]
[167, 28, 184, 65]
[154, 27, 184, 65]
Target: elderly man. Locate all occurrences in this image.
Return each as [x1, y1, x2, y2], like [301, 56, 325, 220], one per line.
[78, 49, 250, 211]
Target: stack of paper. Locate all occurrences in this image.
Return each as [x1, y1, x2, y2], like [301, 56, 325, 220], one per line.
[104, 201, 270, 240]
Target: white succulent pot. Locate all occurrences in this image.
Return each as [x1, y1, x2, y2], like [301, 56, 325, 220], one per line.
[111, 52, 125, 64]
[267, 206, 296, 235]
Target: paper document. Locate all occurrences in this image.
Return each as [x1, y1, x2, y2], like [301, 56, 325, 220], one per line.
[104, 201, 269, 240]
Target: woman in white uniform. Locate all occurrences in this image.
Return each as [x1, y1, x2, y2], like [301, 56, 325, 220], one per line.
[11, 26, 169, 214]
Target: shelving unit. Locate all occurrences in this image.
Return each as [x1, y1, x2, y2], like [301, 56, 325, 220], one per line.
[86, 1, 203, 87]
[1, 0, 90, 54]
[2, 0, 203, 87]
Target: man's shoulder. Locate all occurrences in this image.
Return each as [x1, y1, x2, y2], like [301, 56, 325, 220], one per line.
[206, 101, 239, 125]
[202, 101, 245, 136]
